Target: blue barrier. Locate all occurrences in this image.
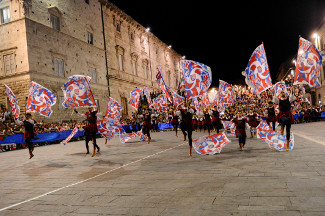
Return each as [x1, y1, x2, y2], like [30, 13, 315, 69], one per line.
[322, 112, 325, 118]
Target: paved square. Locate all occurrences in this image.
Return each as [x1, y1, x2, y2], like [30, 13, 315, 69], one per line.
[0, 122, 325, 215]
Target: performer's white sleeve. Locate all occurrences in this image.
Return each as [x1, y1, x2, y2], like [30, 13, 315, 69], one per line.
[77, 113, 87, 118]
[273, 96, 279, 105]
[289, 94, 296, 103]
[26, 119, 35, 125]
[230, 123, 235, 130]
[15, 119, 24, 125]
[246, 122, 250, 129]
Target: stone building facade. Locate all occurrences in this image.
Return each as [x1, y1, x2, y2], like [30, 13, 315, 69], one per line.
[0, 0, 182, 122]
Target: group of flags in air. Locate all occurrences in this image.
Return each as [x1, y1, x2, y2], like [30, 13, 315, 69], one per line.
[4, 37, 323, 153]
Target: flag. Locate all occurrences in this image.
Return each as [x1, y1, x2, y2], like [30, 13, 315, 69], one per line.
[137, 130, 148, 141]
[243, 44, 272, 95]
[97, 118, 125, 140]
[61, 127, 79, 145]
[265, 131, 294, 151]
[218, 80, 235, 106]
[143, 87, 152, 107]
[4, 84, 20, 119]
[202, 92, 211, 107]
[156, 67, 172, 102]
[172, 91, 185, 108]
[192, 97, 201, 115]
[61, 75, 96, 108]
[120, 132, 138, 143]
[273, 81, 288, 99]
[26, 81, 57, 117]
[294, 37, 324, 87]
[222, 120, 235, 136]
[256, 120, 279, 140]
[128, 88, 141, 110]
[105, 97, 122, 120]
[153, 94, 168, 112]
[193, 132, 231, 155]
[180, 60, 212, 99]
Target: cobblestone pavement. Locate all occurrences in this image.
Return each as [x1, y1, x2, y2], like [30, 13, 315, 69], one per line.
[0, 122, 325, 216]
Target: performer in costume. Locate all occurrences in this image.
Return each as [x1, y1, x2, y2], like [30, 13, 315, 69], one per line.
[231, 111, 250, 151]
[203, 109, 212, 135]
[266, 100, 276, 130]
[142, 109, 152, 144]
[74, 107, 100, 157]
[179, 106, 188, 141]
[15, 113, 36, 159]
[247, 110, 258, 138]
[183, 105, 195, 156]
[171, 109, 180, 137]
[273, 89, 296, 151]
[211, 107, 222, 133]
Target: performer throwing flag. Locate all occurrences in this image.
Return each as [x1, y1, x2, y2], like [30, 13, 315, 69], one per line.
[74, 107, 100, 157]
[266, 100, 277, 131]
[211, 106, 222, 133]
[273, 89, 296, 151]
[142, 109, 152, 144]
[15, 113, 36, 159]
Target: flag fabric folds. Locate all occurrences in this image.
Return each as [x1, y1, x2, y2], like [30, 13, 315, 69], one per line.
[26, 81, 57, 117]
[62, 75, 96, 108]
[153, 94, 168, 112]
[294, 37, 324, 87]
[97, 118, 125, 140]
[273, 81, 288, 99]
[120, 132, 138, 143]
[156, 67, 172, 102]
[265, 131, 294, 151]
[172, 91, 185, 108]
[218, 80, 235, 106]
[193, 132, 231, 155]
[180, 60, 212, 99]
[4, 84, 20, 119]
[61, 127, 79, 145]
[243, 44, 272, 95]
[105, 97, 122, 120]
[202, 93, 211, 107]
[143, 87, 152, 107]
[128, 88, 141, 110]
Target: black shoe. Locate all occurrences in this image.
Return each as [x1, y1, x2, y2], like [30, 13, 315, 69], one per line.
[97, 147, 100, 153]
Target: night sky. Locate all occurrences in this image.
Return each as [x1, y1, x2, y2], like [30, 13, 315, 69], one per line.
[108, 0, 325, 87]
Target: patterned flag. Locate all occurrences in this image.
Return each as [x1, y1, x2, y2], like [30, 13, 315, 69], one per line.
[294, 37, 324, 87]
[256, 120, 279, 140]
[211, 93, 218, 108]
[273, 81, 288, 99]
[218, 80, 235, 106]
[137, 130, 148, 141]
[61, 75, 96, 108]
[153, 94, 168, 112]
[97, 118, 125, 140]
[265, 131, 294, 151]
[192, 97, 201, 115]
[61, 127, 79, 145]
[193, 132, 231, 155]
[26, 81, 57, 117]
[156, 67, 172, 102]
[172, 91, 185, 108]
[243, 44, 272, 95]
[180, 60, 212, 99]
[128, 88, 141, 110]
[4, 84, 20, 119]
[143, 87, 152, 107]
[120, 132, 138, 143]
[202, 92, 211, 107]
[222, 120, 235, 136]
[105, 97, 122, 120]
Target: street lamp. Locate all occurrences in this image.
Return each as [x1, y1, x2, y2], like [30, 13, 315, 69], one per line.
[146, 27, 150, 32]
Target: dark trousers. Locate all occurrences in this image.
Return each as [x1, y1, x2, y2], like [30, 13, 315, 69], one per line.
[187, 129, 193, 146]
[85, 131, 99, 149]
[25, 137, 34, 151]
[266, 119, 276, 130]
[280, 116, 291, 140]
[237, 133, 246, 146]
[143, 126, 151, 138]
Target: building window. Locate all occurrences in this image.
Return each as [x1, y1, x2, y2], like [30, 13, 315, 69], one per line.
[121, 96, 128, 116]
[95, 99, 100, 110]
[3, 53, 15, 75]
[0, 7, 10, 24]
[87, 32, 93, 45]
[85, 0, 89, 4]
[90, 68, 97, 83]
[50, 14, 60, 31]
[54, 58, 64, 77]
[118, 54, 124, 71]
[132, 61, 137, 75]
[116, 22, 121, 32]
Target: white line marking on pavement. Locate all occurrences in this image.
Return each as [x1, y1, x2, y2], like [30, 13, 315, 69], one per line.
[293, 132, 325, 146]
[0, 142, 187, 212]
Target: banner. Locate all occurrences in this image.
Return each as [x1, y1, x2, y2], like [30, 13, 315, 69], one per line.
[153, 94, 168, 112]
[180, 60, 212, 99]
[4, 84, 20, 119]
[105, 97, 122, 120]
[61, 127, 79, 145]
[294, 37, 324, 87]
[128, 88, 141, 110]
[156, 67, 172, 102]
[143, 87, 152, 107]
[62, 75, 96, 108]
[172, 91, 185, 108]
[273, 81, 288, 99]
[193, 132, 230, 155]
[26, 81, 57, 117]
[218, 80, 235, 106]
[243, 44, 272, 95]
